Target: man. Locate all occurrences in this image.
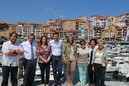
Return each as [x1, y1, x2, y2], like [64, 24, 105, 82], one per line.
[20, 33, 38, 86]
[1, 31, 23, 86]
[49, 32, 63, 86]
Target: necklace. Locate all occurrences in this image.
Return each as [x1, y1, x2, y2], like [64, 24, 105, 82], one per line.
[97, 48, 104, 53]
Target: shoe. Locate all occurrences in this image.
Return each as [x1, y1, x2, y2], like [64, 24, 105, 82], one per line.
[67, 82, 70, 86]
[70, 82, 73, 86]
[40, 84, 45, 86]
[46, 84, 49, 86]
[58, 81, 61, 86]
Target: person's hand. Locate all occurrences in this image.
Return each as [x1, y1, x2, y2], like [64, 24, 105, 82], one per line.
[9, 49, 14, 52]
[104, 66, 107, 71]
[76, 61, 79, 66]
[92, 66, 94, 71]
[44, 58, 51, 63]
[63, 59, 68, 65]
[15, 49, 23, 55]
[104, 60, 108, 64]
[43, 59, 48, 63]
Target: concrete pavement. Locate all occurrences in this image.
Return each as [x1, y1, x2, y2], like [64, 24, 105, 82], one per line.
[0, 67, 129, 86]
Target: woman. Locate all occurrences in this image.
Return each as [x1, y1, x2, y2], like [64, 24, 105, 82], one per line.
[92, 39, 108, 86]
[36, 36, 51, 86]
[77, 39, 89, 86]
[62, 36, 77, 86]
[88, 38, 97, 86]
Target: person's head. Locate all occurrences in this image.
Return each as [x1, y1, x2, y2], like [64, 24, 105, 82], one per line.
[89, 38, 97, 49]
[80, 39, 86, 46]
[39, 36, 48, 45]
[67, 36, 74, 44]
[9, 31, 18, 44]
[53, 32, 59, 41]
[28, 33, 35, 43]
[97, 39, 104, 49]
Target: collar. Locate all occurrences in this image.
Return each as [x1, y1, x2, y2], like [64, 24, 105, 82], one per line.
[27, 40, 33, 44]
[8, 40, 15, 45]
[67, 42, 76, 47]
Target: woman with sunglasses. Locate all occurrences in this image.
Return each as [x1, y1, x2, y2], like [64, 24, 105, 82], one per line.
[77, 39, 89, 86]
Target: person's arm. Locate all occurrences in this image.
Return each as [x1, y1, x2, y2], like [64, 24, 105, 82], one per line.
[62, 43, 68, 64]
[104, 50, 108, 68]
[91, 50, 96, 71]
[46, 46, 52, 62]
[76, 48, 80, 65]
[91, 50, 96, 64]
[5, 50, 17, 56]
[2, 42, 17, 56]
[15, 45, 24, 55]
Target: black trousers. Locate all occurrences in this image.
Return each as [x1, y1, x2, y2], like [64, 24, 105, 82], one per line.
[22, 58, 37, 86]
[94, 64, 105, 86]
[1, 66, 18, 86]
[38, 62, 50, 84]
[88, 64, 95, 84]
[51, 55, 62, 84]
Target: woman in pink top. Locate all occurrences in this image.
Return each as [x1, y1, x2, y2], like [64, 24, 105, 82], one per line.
[36, 36, 51, 86]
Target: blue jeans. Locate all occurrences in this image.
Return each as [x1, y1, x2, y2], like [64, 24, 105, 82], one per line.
[51, 55, 62, 84]
[1, 66, 18, 86]
[78, 63, 88, 84]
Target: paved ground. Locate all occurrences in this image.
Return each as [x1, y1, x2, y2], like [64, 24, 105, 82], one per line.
[0, 67, 129, 86]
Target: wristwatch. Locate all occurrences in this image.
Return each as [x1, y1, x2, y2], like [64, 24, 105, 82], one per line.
[13, 50, 16, 54]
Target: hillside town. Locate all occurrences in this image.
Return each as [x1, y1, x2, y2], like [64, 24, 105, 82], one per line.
[1, 13, 129, 86]
[0, 12, 129, 43]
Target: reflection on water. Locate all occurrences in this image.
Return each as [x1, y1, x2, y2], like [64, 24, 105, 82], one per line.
[105, 72, 127, 82]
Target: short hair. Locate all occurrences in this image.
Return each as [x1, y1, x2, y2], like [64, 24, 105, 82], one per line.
[28, 33, 35, 38]
[80, 39, 86, 45]
[98, 39, 104, 44]
[53, 32, 59, 36]
[89, 38, 97, 45]
[9, 31, 18, 39]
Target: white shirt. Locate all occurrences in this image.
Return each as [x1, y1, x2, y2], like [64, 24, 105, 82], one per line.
[77, 47, 89, 63]
[20, 41, 38, 60]
[94, 51, 104, 64]
[77, 47, 89, 56]
[2, 40, 22, 67]
[49, 39, 62, 56]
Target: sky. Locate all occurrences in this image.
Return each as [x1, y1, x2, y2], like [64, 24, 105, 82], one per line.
[0, 0, 129, 24]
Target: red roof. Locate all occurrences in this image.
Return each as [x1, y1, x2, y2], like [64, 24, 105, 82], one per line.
[0, 21, 6, 24]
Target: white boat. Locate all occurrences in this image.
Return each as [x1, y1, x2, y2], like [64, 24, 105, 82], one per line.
[106, 58, 118, 73]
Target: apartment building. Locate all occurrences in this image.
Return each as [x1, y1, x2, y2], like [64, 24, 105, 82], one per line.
[0, 21, 9, 37]
[90, 15, 108, 28]
[62, 19, 78, 31]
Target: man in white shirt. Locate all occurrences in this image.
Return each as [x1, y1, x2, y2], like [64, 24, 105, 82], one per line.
[20, 33, 38, 86]
[49, 32, 63, 86]
[1, 32, 23, 86]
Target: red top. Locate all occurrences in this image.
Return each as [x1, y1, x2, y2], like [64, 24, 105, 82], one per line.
[36, 45, 50, 63]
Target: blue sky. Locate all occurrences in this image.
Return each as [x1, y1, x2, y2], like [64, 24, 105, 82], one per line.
[0, 0, 129, 24]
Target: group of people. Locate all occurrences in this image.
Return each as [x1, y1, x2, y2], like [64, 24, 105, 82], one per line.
[1, 31, 108, 86]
